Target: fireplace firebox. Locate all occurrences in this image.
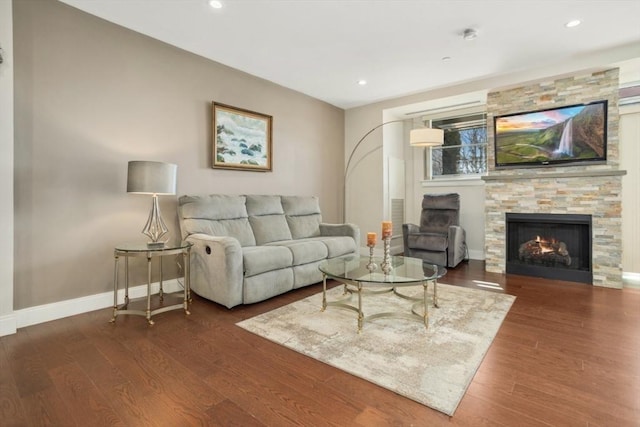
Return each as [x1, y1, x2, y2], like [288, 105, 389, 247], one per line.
[505, 213, 592, 284]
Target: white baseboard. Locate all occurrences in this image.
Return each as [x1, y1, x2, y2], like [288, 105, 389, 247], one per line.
[623, 271, 640, 288]
[467, 249, 485, 261]
[0, 313, 17, 336]
[5, 279, 184, 334]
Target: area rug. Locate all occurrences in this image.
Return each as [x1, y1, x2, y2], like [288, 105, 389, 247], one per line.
[236, 283, 515, 416]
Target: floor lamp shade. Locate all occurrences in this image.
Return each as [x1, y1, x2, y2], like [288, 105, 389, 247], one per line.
[409, 128, 444, 147]
[127, 161, 177, 246]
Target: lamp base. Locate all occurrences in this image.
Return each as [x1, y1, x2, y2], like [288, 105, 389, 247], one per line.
[146, 241, 166, 249]
[142, 194, 169, 244]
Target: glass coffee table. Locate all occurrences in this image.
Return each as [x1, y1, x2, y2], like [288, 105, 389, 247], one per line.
[318, 255, 446, 332]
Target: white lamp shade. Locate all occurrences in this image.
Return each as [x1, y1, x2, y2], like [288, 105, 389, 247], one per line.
[409, 128, 444, 147]
[127, 161, 177, 195]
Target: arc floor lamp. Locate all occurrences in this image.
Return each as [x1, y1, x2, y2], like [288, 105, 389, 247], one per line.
[343, 120, 444, 222]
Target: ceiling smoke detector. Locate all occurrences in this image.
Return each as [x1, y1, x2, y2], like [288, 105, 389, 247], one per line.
[462, 29, 478, 41]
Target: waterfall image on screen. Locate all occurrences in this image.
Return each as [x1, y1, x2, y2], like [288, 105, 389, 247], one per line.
[554, 117, 573, 157]
[494, 100, 607, 168]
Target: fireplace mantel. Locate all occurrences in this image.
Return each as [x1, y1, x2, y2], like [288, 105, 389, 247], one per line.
[483, 170, 624, 288]
[481, 169, 626, 181]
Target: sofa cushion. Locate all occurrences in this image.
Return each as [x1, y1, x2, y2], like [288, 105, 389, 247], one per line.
[421, 193, 460, 210]
[178, 195, 256, 246]
[180, 194, 248, 220]
[419, 193, 460, 234]
[245, 195, 292, 244]
[419, 210, 458, 234]
[242, 246, 293, 277]
[282, 196, 322, 239]
[282, 196, 321, 216]
[243, 268, 294, 304]
[286, 215, 321, 239]
[246, 195, 284, 216]
[292, 261, 324, 289]
[267, 239, 328, 266]
[407, 233, 448, 252]
[249, 215, 293, 245]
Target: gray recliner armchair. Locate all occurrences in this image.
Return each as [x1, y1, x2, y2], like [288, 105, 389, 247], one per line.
[402, 193, 467, 268]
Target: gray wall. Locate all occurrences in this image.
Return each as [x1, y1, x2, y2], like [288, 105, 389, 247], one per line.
[13, 0, 344, 310]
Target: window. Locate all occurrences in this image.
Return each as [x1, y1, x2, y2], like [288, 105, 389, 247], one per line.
[424, 112, 487, 179]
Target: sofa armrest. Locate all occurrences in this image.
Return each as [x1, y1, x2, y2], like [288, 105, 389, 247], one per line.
[403, 223, 419, 234]
[319, 223, 360, 246]
[447, 225, 467, 267]
[186, 233, 244, 308]
[402, 223, 419, 256]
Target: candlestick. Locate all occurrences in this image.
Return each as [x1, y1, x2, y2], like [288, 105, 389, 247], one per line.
[366, 243, 377, 272]
[380, 236, 392, 274]
[366, 232, 377, 247]
[382, 221, 392, 238]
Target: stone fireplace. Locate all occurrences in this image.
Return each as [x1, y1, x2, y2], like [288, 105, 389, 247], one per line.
[482, 69, 625, 288]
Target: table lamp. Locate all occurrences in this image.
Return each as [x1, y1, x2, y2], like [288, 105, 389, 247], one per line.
[127, 161, 177, 248]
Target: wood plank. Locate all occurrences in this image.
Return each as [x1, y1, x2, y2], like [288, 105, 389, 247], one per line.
[21, 388, 78, 426]
[0, 342, 29, 426]
[48, 362, 124, 426]
[205, 399, 267, 427]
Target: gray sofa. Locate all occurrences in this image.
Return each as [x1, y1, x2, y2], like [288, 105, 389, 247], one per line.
[178, 194, 360, 308]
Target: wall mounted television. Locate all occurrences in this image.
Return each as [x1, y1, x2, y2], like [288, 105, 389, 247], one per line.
[494, 100, 607, 169]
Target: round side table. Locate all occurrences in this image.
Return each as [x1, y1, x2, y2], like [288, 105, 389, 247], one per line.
[110, 241, 192, 325]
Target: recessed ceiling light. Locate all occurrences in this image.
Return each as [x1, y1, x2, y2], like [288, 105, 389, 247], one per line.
[565, 19, 581, 28]
[209, 0, 223, 9]
[462, 29, 478, 41]
[357, 80, 367, 86]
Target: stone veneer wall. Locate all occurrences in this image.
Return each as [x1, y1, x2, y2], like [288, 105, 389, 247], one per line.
[484, 69, 624, 288]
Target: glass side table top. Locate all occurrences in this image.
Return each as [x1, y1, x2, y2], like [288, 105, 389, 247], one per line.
[114, 241, 192, 253]
[319, 255, 445, 286]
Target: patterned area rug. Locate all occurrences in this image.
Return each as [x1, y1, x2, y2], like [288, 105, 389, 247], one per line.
[237, 283, 515, 416]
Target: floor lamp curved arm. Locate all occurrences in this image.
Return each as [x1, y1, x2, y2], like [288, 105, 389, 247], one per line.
[343, 120, 444, 222]
[343, 120, 406, 223]
[344, 119, 406, 182]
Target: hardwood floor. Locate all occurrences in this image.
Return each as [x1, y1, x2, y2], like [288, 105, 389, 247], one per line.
[1, 260, 639, 426]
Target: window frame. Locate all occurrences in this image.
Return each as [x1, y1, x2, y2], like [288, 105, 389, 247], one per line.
[421, 107, 488, 181]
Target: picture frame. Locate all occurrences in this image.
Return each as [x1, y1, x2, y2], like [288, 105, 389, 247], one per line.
[212, 102, 273, 171]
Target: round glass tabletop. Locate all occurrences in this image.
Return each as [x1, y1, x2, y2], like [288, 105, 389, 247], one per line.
[319, 255, 445, 286]
[114, 241, 192, 252]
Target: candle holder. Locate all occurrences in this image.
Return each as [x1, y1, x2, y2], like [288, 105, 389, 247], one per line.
[366, 244, 378, 272]
[380, 236, 392, 274]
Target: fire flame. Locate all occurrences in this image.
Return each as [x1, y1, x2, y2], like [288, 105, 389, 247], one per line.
[534, 235, 557, 254]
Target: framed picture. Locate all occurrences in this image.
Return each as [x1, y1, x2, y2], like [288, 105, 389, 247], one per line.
[212, 102, 273, 171]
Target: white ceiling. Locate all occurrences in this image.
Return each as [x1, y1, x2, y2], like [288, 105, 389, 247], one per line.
[59, 0, 640, 109]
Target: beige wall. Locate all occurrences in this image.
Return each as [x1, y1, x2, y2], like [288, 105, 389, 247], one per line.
[13, 0, 344, 310]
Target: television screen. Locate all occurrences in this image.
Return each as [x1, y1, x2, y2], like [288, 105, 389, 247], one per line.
[494, 100, 607, 168]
